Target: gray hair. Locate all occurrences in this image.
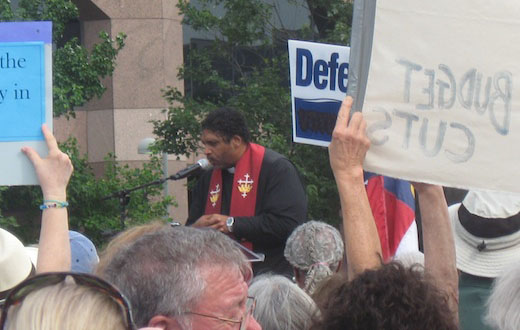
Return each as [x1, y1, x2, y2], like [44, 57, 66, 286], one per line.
[284, 221, 344, 295]
[248, 275, 318, 330]
[101, 226, 251, 328]
[486, 260, 520, 330]
[393, 251, 425, 270]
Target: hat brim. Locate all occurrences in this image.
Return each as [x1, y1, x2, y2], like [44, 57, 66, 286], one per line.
[449, 203, 520, 278]
[0, 231, 33, 292]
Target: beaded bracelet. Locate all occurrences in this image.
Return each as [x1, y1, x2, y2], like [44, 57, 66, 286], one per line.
[40, 200, 69, 210]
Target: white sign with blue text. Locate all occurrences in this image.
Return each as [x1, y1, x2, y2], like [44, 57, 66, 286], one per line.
[288, 40, 349, 147]
[360, 0, 520, 193]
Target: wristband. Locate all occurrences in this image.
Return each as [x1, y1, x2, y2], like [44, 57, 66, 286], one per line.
[40, 200, 69, 210]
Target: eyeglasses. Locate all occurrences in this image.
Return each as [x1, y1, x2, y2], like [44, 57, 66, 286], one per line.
[0, 272, 136, 330]
[186, 296, 256, 330]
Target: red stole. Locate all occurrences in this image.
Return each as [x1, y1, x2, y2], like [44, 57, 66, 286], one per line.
[204, 143, 265, 249]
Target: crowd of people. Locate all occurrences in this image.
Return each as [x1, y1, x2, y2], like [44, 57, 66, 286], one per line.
[1, 97, 519, 329]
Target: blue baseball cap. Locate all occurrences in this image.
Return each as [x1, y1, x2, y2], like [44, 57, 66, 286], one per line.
[69, 231, 99, 273]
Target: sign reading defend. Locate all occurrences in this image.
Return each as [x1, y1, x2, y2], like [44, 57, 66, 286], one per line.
[289, 40, 350, 147]
[0, 22, 52, 185]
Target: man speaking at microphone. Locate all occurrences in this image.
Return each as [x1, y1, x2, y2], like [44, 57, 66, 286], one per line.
[187, 107, 307, 276]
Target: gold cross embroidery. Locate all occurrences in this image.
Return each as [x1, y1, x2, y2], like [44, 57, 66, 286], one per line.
[237, 173, 254, 198]
[209, 184, 220, 207]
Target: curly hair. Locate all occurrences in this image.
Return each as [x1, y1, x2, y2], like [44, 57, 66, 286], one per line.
[312, 262, 457, 330]
[201, 107, 251, 143]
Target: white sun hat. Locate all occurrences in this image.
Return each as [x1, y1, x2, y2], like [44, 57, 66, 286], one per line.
[449, 190, 520, 278]
[0, 228, 33, 293]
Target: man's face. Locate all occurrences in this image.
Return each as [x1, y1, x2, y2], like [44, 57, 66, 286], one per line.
[189, 265, 261, 330]
[201, 130, 237, 169]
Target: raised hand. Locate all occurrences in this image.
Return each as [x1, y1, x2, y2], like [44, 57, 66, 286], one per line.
[21, 124, 73, 200]
[328, 96, 371, 181]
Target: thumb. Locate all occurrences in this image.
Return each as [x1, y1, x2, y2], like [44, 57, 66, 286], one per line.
[21, 146, 42, 167]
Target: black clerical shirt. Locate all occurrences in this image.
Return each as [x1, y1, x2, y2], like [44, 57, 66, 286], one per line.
[187, 147, 307, 276]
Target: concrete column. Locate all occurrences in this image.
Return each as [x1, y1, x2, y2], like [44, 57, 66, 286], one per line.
[56, 0, 189, 221]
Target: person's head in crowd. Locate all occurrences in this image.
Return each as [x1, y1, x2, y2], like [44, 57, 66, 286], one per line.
[101, 226, 261, 330]
[393, 250, 425, 270]
[449, 190, 520, 330]
[1, 272, 135, 330]
[201, 107, 250, 169]
[312, 262, 458, 330]
[69, 231, 99, 273]
[0, 228, 35, 301]
[284, 220, 344, 295]
[95, 221, 164, 276]
[485, 260, 520, 330]
[248, 274, 317, 330]
[449, 190, 520, 278]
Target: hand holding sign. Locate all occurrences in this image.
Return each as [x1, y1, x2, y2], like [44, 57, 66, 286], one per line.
[328, 96, 371, 181]
[21, 125, 73, 201]
[0, 21, 52, 186]
[346, 0, 520, 193]
[329, 96, 382, 278]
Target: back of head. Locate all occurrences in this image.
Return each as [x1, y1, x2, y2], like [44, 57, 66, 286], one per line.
[4, 280, 127, 330]
[284, 221, 344, 294]
[392, 250, 425, 270]
[312, 262, 457, 330]
[449, 190, 520, 277]
[95, 221, 165, 276]
[201, 107, 251, 143]
[486, 260, 520, 330]
[101, 226, 251, 327]
[248, 275, 317, 330]
[69, 230, 99, 273]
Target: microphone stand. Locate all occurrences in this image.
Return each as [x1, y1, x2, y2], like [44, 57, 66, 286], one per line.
[101, 172, 195, 232]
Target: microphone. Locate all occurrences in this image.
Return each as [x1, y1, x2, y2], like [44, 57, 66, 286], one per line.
[170, 159, 211, 180]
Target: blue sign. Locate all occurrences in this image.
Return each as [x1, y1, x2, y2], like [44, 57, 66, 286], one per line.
[0, 42, 45, 141]
[294, 98, 342, 142]
[289, 40, 350, 147]
[0, 21, 52, 43]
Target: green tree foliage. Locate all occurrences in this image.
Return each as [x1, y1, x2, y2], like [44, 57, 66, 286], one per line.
[62, 138, 172, 245]
[0, 0, 126, 118]
[0, 0, 171, 245]
[3, 138, 173, 245]
[153, 0, 353, 224]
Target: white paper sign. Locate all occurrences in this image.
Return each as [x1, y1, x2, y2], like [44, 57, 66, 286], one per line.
[361, 0, 520, 192]
[289, 40, 350, 146]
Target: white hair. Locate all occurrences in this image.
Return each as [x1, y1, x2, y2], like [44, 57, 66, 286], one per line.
[392, 251, 425, 270]
[486, 260, 520, 330]
[248, 275, 318, 330]
[284, 221, 344, 295]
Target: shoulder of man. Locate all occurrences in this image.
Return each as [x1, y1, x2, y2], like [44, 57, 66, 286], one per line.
[261, 147, 303, 182]
[262, 147, 289, 164]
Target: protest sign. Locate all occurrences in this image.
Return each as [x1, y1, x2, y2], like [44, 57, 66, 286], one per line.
[288, 40, 350, 147]
[348, 0, 520, 193]
[0, 21, 52, 185]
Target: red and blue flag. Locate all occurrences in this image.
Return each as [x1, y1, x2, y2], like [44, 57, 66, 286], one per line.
[364, 172, 416, 261]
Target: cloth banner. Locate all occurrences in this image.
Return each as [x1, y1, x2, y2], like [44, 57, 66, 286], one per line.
[350, 0, 520, 193]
